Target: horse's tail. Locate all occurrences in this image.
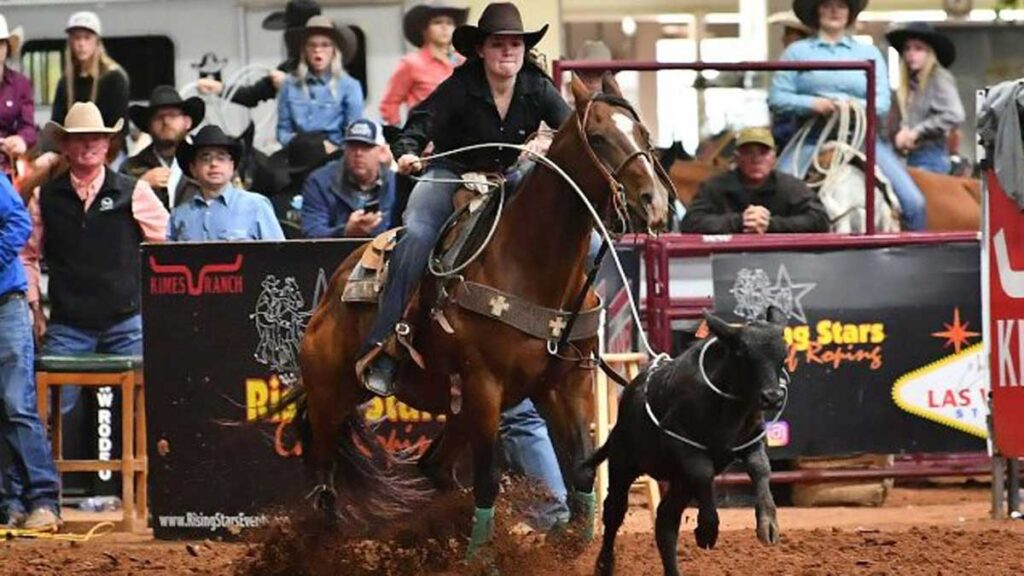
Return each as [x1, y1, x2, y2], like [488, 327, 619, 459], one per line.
[331, 411, 434, 525]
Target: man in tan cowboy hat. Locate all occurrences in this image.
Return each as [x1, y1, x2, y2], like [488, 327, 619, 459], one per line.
[28, 102, 168, 415]
[121, 85, 205, 210]
[0, 14, 32, 176]
[681, 127, 829, 234]
[379, 1, 469, 125]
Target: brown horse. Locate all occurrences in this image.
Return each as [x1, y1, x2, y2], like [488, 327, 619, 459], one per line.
[290, 74, 671, 553]
[662, 140, 981, 231]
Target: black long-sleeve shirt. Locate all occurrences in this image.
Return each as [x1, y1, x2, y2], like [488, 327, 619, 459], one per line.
[392, 59, 570, 173]
[680, 170, 830, 234]
[51, 69, 130, 132]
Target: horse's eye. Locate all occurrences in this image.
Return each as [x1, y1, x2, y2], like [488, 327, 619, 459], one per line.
[587, 133, 606, 143]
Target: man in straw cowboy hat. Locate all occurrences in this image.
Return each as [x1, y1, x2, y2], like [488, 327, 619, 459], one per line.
[168, 125, 283, 242]
[0, 14, 34, 177]
[121, 85, 205, 210]
[31, 102, 168, 416]
[379, 1, 469, 126]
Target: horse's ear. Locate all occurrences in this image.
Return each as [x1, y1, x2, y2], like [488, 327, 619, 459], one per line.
[570, 74, 592, 114]
[765, 305, 788, 326]
[601, 72, 623, 97]
[703, 310, 741, 345]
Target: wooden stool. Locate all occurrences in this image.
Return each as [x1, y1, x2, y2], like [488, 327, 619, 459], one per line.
[35, 355, 147, 533]
[594, 353, 661, 524]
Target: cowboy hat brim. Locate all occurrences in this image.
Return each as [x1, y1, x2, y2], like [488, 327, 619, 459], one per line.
[262, 11, 288, 31]
[43, 117, 124, 142]
[886, 28, 955, 68]
[128, 96, 205, 133]
[176, 138, 243, 179]
[792, 0, 867, 29]
[285, 23, 359, 66]
[0, 26, 23, 57]
[452, 23, 548, 59]
[403, 4, 470, 47]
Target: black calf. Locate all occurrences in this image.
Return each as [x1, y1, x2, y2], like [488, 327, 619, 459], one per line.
[584, 308, 789, 576]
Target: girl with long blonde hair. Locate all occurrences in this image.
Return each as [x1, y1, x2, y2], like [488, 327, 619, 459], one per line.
[50, 12, 129, 158]
[886, 22, 964, 174]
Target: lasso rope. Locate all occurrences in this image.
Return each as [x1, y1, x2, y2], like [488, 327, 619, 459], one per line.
[787, 99, 868, 192]
[0, 521, 115, 542]
[180, 65, 279, 148]
[406, 142, 665, 360]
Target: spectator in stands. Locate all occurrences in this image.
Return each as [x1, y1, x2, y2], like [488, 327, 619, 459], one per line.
[379, 1, 469, 126]
[270, 132, 339, 238]
[886, 22, 965, 175]
[51, 12, 129, 162]
[277, 15, 364, 152]
[168, 125, 283, 241]
[0, 16, 34, 180]
[30, 102, 168, 414]
[195, 0, 322, 107]
[680, 127, 829, 234]
[301, 118, 395, 238]
[0, 172, 60, 532]
[121, 86, 205, 210]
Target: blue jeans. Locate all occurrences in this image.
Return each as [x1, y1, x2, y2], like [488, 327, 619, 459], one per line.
[777, 136, 927, 231]
[500, 399, 569, 529]
[0, 296, 59, 516]
[906, 142, 951, 175]
[42, 315, 143, 415]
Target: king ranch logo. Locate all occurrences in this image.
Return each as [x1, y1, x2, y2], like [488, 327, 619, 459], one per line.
[148, 255, 245, 296]
[784, 319, 886, 372]
[244, 376, 443, 458]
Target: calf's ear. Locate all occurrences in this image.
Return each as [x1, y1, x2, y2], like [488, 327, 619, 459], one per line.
[703, 310, 741, 345]
[766, 305, 787, 326]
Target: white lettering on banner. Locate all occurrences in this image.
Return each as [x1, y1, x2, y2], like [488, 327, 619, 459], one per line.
[997, 319, 1022, 388]
[97, 386, 113, 481]
[994, 229, 1024, 298]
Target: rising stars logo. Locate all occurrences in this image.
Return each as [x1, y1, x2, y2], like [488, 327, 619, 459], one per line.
[730, 264, 816, 323]
[931, 307, 980, 354]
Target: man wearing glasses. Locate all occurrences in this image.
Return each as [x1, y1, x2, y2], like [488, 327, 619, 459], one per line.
[168, 125, 284, 242]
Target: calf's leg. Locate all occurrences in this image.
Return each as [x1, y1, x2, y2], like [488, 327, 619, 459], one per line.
[595, 439, 636, 576]
[654, 482, 689, 576]
[741, 442, 779, 545]
[691, 460, 719, 550]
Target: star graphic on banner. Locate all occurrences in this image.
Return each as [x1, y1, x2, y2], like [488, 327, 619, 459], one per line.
[931, 307, 980, 354]
[772, 265, 816, 324]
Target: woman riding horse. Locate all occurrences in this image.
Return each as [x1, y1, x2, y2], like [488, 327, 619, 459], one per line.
[886, 22, 965, 175]
[769, 0, 927, 231]
[358, 2, 569, 392]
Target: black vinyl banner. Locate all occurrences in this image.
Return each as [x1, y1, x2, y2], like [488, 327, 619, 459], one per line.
[142, 240, 639, 539]
[711, 242, 986, 458]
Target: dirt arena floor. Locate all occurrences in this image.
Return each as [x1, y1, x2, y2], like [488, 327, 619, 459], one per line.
[3, 485, 1023, 575]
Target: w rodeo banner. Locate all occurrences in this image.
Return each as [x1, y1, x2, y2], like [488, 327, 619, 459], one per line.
[712, 242, 985, 458]
[141, 240, 639, 539]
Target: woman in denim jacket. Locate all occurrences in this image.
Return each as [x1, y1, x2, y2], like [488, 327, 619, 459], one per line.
[277, 15, 364, 153]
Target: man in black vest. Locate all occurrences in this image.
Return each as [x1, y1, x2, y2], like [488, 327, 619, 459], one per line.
[35, 102, 169, 414]
[121, 85, 205, 210]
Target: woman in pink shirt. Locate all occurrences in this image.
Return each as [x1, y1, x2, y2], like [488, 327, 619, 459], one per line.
[379, 1, 468, 126]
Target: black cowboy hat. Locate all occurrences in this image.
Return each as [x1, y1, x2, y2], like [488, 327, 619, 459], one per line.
[792, 0, 868, 29]
[403, 1, 469, 47]
[452, 2, 548, 59]
[262, 0, 321, 31]
[176, 125, 243, 178]
[886, 22, 955, 68]
[285, 132, 339, 175]
[285, 14, 359, 66]
[129, 85, 205, 133]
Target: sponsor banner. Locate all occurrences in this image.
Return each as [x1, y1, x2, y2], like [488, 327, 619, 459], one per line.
[712, 243, 985, 457]
[986, 171, 1024, 457]
[143, 240, 639, 539]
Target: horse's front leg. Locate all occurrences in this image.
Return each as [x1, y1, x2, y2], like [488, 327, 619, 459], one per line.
[535, 371, 598, 539]
[465, 376, 503, 561]
[740, 441, 779, 545]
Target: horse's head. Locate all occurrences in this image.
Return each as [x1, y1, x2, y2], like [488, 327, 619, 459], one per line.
[570, 73, 671, 232]
[704, 307, 789, 409]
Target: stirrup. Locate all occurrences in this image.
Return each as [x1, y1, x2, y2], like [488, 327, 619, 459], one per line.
[355, 344, 397, 397]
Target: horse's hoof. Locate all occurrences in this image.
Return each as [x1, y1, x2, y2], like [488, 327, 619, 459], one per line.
[756, 516, 780, 546]
[594, 555, 615, 576]
[694, 523, 718, 550]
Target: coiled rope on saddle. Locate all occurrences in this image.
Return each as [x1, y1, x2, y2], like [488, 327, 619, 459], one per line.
[785, 99, 867, 193]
